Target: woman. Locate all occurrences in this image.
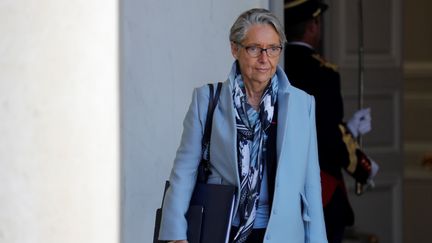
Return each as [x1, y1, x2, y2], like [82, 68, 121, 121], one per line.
[159, 8, 327, 243]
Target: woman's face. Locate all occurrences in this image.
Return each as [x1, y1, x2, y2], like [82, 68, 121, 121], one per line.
[231, 24, 281, 87]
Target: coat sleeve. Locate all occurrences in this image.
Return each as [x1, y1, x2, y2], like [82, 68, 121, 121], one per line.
[158, 87, 208, 241]
[305, 95, 328, 243]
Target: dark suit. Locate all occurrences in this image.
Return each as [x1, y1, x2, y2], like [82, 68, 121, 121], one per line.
[284, 43, 354, 243]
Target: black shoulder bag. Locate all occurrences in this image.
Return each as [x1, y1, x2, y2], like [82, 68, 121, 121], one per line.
[153, 82, 236, 243]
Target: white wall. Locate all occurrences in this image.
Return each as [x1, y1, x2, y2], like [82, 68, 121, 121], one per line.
[0, 1, 119, 243]
[120, 0, 268, 242]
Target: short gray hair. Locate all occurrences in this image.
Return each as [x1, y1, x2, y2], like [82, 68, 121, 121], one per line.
[229, 8, 287, 46]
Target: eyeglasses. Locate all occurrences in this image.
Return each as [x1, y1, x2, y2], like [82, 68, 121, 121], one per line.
[237, 43, 283, 58]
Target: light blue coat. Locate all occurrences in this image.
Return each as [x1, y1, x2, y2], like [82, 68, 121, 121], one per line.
[159, 64, 328, 243]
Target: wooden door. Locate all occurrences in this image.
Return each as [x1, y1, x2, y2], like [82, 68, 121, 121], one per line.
[323, 0, 403, 242]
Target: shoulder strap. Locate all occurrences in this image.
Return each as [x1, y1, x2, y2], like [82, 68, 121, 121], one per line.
[202, 82, 222, 147]
[199, 82, 222, 182]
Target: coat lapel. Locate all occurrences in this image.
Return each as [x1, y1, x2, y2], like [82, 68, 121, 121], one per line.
[276, 90, 290, 163]
[211, 80, 239, 186]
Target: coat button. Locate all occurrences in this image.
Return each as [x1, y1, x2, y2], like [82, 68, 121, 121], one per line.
[273, 209, 277, 215]
[266, 234, 271, 240]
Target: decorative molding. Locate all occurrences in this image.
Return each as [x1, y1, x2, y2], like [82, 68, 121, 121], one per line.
[343, 90, 401, 152]
[404, 93, 432, 100]
[335, 0, 402, 68]
[405, 142, 432, 151]
[405, 165, 432, 180]
[404, 61, 432, 79]
[391, 175, 403, 243]
[346, 174, 403, 243]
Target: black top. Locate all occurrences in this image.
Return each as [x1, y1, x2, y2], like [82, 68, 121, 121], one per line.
[284, 44, 349, 179]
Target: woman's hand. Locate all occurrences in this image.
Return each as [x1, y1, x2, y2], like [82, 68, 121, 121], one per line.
[168, 240, 188, 243]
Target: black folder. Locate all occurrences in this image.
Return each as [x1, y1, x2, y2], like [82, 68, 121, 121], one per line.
[189, 183, 236, 243]
[185, 205, 204, 243]
[153, 182, 236, 243]
[154, 204, 204, 243]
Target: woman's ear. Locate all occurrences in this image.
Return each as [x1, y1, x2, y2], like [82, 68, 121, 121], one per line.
[231, 42, 239, 59]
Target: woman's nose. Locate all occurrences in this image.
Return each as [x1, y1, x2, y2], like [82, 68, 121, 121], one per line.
[257, 50, 269, 62]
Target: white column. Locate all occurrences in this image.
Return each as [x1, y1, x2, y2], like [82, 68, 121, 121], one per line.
[0, 1, 119, 243]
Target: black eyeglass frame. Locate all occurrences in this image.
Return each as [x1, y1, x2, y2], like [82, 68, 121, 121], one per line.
[235, 42, 283, 58]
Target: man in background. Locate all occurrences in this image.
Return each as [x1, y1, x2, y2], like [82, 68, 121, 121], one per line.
[283, 1, 379, 242]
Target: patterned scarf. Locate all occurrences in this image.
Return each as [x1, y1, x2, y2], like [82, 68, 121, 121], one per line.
[232, 73, 278, 243]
